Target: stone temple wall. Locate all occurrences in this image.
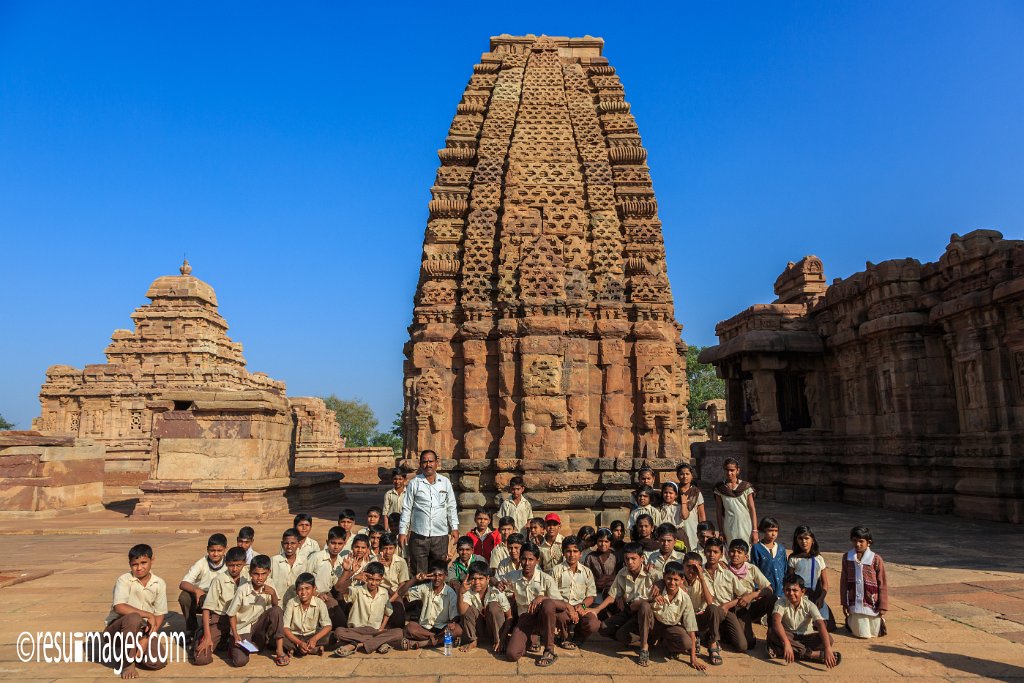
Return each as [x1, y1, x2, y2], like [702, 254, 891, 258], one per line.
[700, 230, 1024, 523]
[403, 35, 691, 516]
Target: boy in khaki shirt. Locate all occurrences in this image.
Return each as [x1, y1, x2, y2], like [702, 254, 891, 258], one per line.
[703, 537, 752, 652]
[269, 529, 308, 607]
[282, 573, 332, 656]
[104, 543, 168, 678]
[178, 533, 227, 643]
[398, 560, 463, 649]
[768, 575, 840, 668]
[538, 513, 564, 572]
[457, 561, 512, 652]
[331, 561, 404, 656]
[377, 532, 410, 626]
[550, 536, 599, 648]
[727, 538, 777, 649]
[587, 542, 662, 647]
[307, 526, 348, 626]
[500, 543, 565, 666]
[680, 551, 727, 665]
[648, 561, 706, 670]
[225, 554, 286, 667]
[194, 547, 248, 666]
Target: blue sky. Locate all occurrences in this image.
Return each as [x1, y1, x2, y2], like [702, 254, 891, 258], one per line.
[1, 1, 1022, 431]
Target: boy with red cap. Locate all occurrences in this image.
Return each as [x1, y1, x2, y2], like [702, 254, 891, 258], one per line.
[538, 513, 564, 572]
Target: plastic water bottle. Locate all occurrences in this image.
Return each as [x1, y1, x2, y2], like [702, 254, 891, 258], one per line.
[443, 626, 453, 656]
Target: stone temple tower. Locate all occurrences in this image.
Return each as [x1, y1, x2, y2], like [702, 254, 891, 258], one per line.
[403, 35, 690, 514]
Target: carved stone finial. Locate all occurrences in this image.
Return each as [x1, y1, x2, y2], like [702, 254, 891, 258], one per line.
[180, 258, 192, 276]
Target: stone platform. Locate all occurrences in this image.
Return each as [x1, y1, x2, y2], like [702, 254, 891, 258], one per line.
[0, 488, 1021, 680]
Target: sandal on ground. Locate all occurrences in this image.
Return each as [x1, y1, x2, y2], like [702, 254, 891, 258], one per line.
[536, 650, 558, 667]
[273, 653, 290, 666]
[708, 646, 723, 665]
[765, 644, 778, 659]
[528, 644, 543, 654]
[638, 649, 650, 667]
[558, 639, 578, 650]
[400, 638, 422, 651]
[331, 644, 356, 658]
[377, 643, 392, 654]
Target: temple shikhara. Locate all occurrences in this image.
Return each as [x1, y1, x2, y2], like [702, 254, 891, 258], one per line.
[403, 35, 691, 515]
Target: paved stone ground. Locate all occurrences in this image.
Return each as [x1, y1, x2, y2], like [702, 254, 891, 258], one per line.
[0, 486, 1022, 681]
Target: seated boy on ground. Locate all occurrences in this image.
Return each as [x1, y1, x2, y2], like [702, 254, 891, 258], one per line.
[680, 551, 727, 666]
[226, 554, 286, 667]
[448, 535, 487, 586]
[457, 560, 512, 652]
[194, 546, 248, 665]
[586, 541, 661, 647]
[647, 561, 706, 670]
[282, 573, 332, 657]
[397, 560, 463, 649]
[307, 525, 349, 626]
[702, 537, 752, 652]
[500, 542, 566, 667]
[178, 533, 227, 643]
[768, 575, 841, 668]
[550, 535, 600, 649]
[331, 561, 404, 657]
[726, 538, 777, 648]
[103, 543, 168, 679]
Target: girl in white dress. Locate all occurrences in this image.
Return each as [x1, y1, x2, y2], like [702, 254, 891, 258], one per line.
[713, 458, 758, 545]
[675, 463, 706, 551]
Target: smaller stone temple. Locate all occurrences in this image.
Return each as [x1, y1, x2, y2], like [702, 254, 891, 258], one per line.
[699, 230, 1024, 524]
[29, 260, 380, 518]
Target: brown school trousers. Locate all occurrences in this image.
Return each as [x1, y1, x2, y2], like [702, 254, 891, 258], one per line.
[734, 587, 776, 646]
[651, 620, 694, 654]
[193, 612, 232, 666]
[178, 590, 204, 635]
[103, 613, 167, 671]
[767, 629, 833, 659]
[230, 606, 284, 667]
[561, 607, 600, 643]
[505, 599, 566, 661]
[462, 602, 506, 644]
[600, 599, 653, 646]
[333, 626, 404, 653]
[695, 604, 725, 645]
[403, 619, 464, 645]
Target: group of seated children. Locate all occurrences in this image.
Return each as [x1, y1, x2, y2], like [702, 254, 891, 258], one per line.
[104, 462, 886, 676]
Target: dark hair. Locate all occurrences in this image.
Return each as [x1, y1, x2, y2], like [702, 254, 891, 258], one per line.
[850, 525, 873, 543]
[682, 551, 703, 565]
[634, 486, 655, 502]
[327, 525, 347, 542]
[387, 512, 400, 530]
[638, 463, 655, 475]
[656, 523, 677, 539]
[729, 538, 750, 554]
[507, 532, 526, 547]
[610, 520, 626, 533]
[338, 508, 356, 522]
[704, 537, 725, 551]
[456, 535, 475, 549]
[364, 561, 385, 576]
[351, 533, 370, 547]
[663, 561, 685, 578]
[225, 547, 247, 563]
[792, 525, 821, 557]
[368, 524, 385, 535]
[696, 521, 716, 534]
[561, 535, 581, 552]
[621, 541, 643, 558]
[520, 542, 540, 560]
[594, 528, 614, 542]
[474, 508, 491, 518]
[128, 544, 153, 561]
[367, 506, 383, 516]
[468, 560, 490, 577]
[529, 517, 544, 527]
[237, 526, 255, 541]
[427, 559, 447, 574]
[498, 516, 516, 528]
[758, 516, 780, 533]
[295, 572, 317, 589]
[509, 476, 526, 490]
[723, 457, 739, 469]
[419, 449, 437, 462]
[630, 513, 656, 541]
[207, 533, 228, 548]
[676, 462, 694, 475]
[250, 554, 272, 571]
[577, 525, 596, 545]
[282, 528, 300, 541]
[390, 468, 406, 478]
[783, 574, 806, 590]
[293, 513, 313, 526]
[380, 532, 398, 548]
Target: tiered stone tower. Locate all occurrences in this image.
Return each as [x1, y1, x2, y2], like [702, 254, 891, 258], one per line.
[403, 35, 690, 515]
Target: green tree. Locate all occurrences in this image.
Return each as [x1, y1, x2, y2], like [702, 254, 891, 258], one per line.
[322, 395, 378, 447]
[0, 413, 14, 430]
[370, 430, 403, 457]
[686, 344, 726, 431]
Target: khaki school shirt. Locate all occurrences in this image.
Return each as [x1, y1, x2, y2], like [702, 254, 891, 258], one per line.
[298, 537, 321, 562]
[505, 569, 562, 613]
[204, 572, 245, 616]
[550, 563, 597, 606]
[181, 557, 226, 592]
[538, 535, 563, 572]
[494, 557, 522, 580]
[106, 572, 168, 626]
[683, 573, 713, 613]
[732, 563, 771, 594]
[462, 585, 511, 613]
[225, 582, 275, 635]
[283, 597, 331, 636]
[307, 549, 345, 593]
[344, 584, 393, 629]
[497, 497, 533, 532]
[773, 596, 823, 635]
[269, 554, 308, 605]
[705, 565, 743, 606]
[647, 550, 684, 572]
[407, 583, 460, 629]
[380, 555, 410, 593]
[383, 488, 406, 519]
[489, 543, 510, 569]
[608, 567, 662, 604]
[653, 587, 699, 630]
